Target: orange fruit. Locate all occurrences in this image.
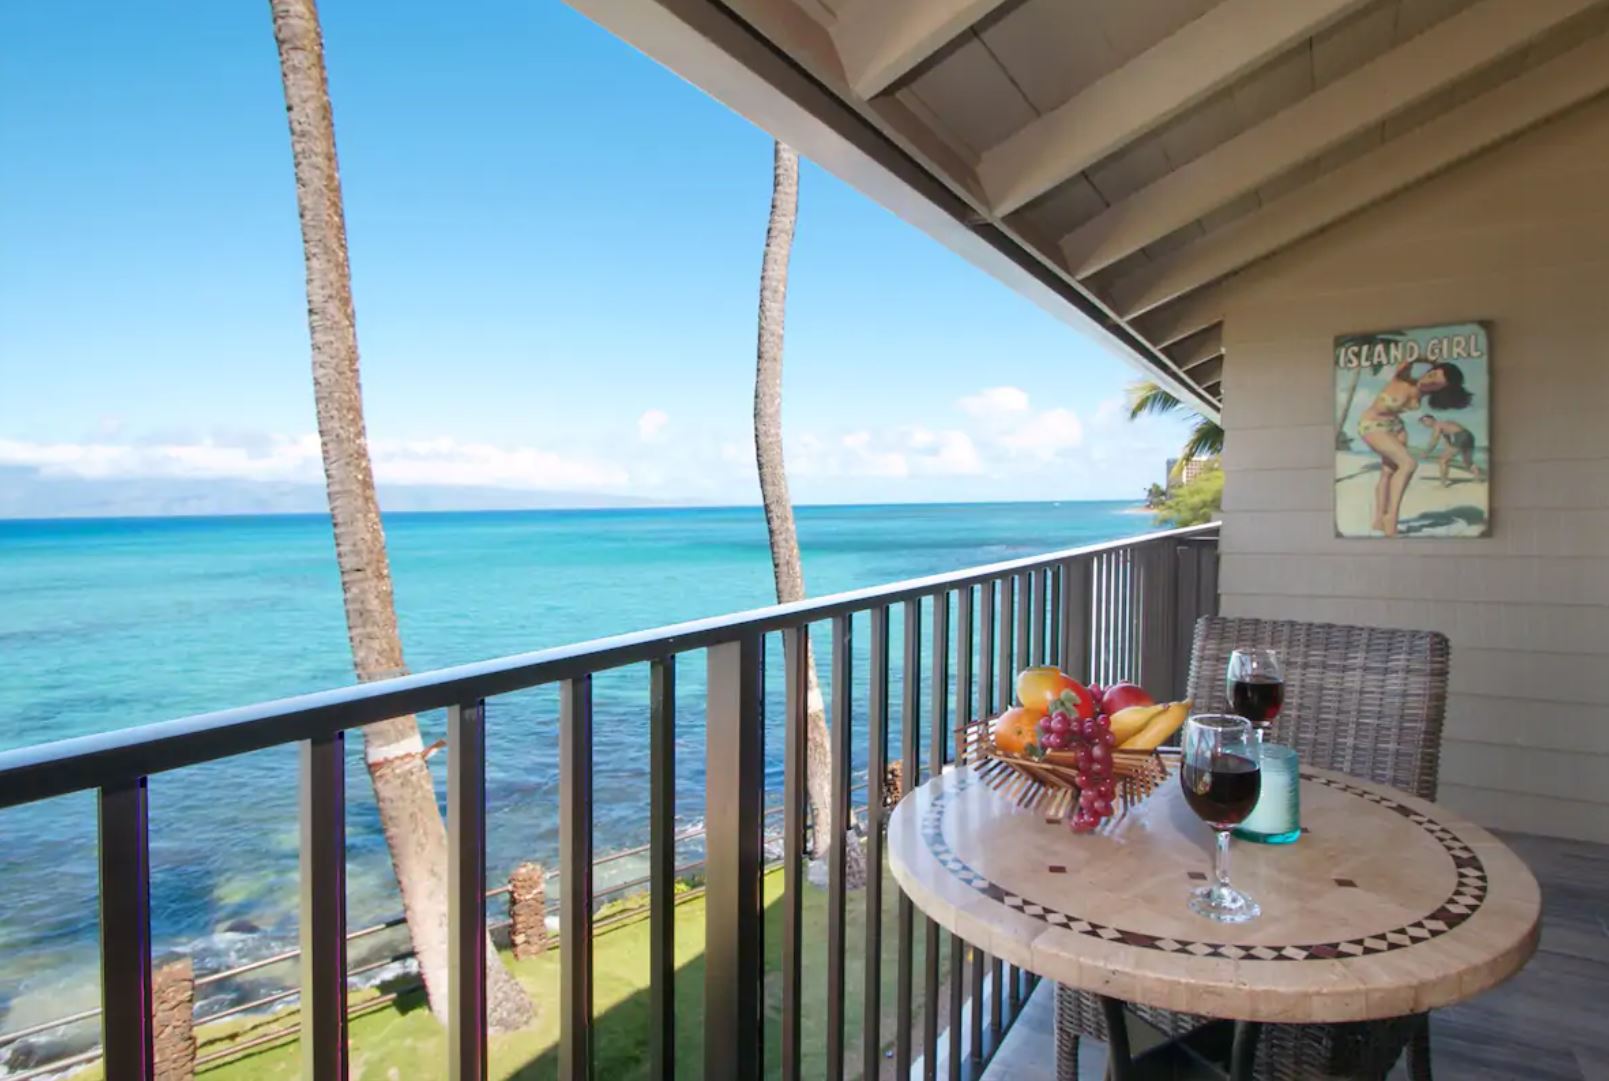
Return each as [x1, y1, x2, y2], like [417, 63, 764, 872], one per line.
[991, 705, 1043, 756]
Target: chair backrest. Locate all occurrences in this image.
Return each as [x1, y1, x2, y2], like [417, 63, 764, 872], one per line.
[1185, 616, 1450, 800]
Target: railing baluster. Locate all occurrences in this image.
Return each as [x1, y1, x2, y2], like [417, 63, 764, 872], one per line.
[649, 657, 677, 1077]
[448, 704, 486, 1081]
[977, 581, 995, 720]
[895, 600, 921, 1077]
[925, 594, 947, 1081]
[949, 588, 971, 1080]
[301, 732, 348, 1080]
[1060, 558, 1091, 682]
[996, 575, 1014, 711]
[974, 580, 1001, 1053]
[99, 778, 153, 1081]
[1048, 565, 1061, 667]
[1009, 572, 1031, 1011]
[1125, 547, 1140, 682]
[781, 630, 809, 1081]
[864, 607, 889, 1081]
[1030, 567, 1046, 665]
[560, 676, 594, 1080]
[827, 614, 852, 1081]
[1099, 551, 1114, 684]
[705, 636, 764, 1080]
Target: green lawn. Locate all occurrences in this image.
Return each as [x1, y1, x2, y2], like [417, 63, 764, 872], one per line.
[162, 860, 951, 1079]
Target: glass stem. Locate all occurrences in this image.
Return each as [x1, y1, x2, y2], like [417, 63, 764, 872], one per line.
[1212, 828, 1233, 898]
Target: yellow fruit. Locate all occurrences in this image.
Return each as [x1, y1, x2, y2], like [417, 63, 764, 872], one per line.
[1108, 703, 1165, 745]
[1120, 700, 1191, 751]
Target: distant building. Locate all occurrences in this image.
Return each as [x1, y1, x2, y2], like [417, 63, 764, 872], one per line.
[1165, 456, 1214, 488]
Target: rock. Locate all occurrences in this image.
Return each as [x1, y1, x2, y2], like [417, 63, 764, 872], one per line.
[508, 861, 548, 960]
[152, 957, 196, 1080]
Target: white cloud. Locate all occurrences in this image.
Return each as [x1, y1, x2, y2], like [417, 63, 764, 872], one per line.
[957, 385, 1029, 419]
[998, 406, 1083, 459]
[0, 434, 324, 482]
[0, 433, 629, 492]
[786, 426, 983, 481]
[636, 409, 669, 442]
[371, 437, 628, 490]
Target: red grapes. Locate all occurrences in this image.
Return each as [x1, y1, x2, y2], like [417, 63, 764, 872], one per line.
[1063, 711, 1121, 833]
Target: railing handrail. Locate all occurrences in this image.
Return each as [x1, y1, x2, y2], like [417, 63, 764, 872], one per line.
[0, 522, 1216, 808]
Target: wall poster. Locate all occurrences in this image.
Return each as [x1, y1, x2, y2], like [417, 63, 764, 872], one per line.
[1334, 322, 1490, 538]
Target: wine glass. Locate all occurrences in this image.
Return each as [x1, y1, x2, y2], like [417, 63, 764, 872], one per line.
[1226, 648, 1284, 743]
[1180, 714, 1262, 922]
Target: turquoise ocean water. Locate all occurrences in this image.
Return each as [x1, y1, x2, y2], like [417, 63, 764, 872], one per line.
[0, 502, 1148, 1046]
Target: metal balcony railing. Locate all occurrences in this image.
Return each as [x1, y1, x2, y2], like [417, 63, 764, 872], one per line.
[0, 522, 1218, 1080]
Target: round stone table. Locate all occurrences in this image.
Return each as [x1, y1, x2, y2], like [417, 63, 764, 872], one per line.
[887, 764, 1540, 1075]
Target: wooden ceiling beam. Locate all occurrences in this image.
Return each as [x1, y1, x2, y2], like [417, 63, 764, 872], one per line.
[1131, 285, 1227, 349]
[1170, 325, 1224, 372]
[1110, 30, 1609, 319]
[1060, 0, 1603, 278]
[832, 0, 1014, 99]
[1185, 355, 1224, 388]
[978, 0, 1373, 217]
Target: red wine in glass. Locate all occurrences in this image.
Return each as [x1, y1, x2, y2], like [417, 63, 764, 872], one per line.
[1229, 675, 1284, 728]
[1181, 752, 1263, 828]
[1180, 713, 1262, 922]
[1226, 648, 1284, 740]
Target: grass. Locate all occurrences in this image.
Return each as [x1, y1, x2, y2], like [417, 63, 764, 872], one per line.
[93, 859, 952, 1079]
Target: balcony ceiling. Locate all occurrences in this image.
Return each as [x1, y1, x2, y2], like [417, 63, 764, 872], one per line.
[573, 0, 1609, 416]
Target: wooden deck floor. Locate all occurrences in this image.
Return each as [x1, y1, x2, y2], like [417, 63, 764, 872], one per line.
[981, 831, 1608, 1080]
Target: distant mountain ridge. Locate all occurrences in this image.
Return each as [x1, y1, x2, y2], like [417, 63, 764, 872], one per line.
[0, 468, 683, 518]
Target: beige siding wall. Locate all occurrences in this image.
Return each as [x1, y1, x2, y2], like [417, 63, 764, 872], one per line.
[1218, 96, 1609, 843]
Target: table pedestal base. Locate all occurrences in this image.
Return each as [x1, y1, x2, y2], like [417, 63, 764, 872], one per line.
[1101, 996, 1262, 1081]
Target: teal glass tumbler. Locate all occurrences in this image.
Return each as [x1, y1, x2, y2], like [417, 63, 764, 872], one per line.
[1233, 743, 1301, 844]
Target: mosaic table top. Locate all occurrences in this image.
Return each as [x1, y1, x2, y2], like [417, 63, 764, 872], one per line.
[886, 764, 1540, 1023]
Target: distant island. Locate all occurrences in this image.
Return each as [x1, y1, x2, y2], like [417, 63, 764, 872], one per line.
[0, 467, 684, 518]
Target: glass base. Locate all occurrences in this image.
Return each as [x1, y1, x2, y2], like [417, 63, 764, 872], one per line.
[1233, 825, 1301, 845]
[1188, 884, 1261, 923]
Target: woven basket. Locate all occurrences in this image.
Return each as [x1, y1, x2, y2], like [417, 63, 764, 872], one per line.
[956, 716, 1174, 823]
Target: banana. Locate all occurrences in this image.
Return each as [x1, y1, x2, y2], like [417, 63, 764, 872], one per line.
[1108, 703, 1165, 745]
[1119, 700, 1191, 751]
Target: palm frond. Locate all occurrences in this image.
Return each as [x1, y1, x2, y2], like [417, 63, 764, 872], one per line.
[1180, 419, 1224, 462]
[1126, 380, 1183, 421]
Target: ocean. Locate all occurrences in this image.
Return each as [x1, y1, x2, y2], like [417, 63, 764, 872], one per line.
[0, 502, 1149, 1047]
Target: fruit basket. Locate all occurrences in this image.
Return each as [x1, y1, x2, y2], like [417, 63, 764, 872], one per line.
[956, 667, 1188, 832]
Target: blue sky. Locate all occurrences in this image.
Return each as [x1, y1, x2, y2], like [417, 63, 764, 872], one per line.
[0, 0, 1191, 508]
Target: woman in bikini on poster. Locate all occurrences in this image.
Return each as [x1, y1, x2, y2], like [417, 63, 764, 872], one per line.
[1357, 358, 1473, 535]
[1419, 414, 1485, 487]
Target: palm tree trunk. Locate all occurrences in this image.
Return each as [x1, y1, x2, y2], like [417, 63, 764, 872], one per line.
[267, 0, 532, 1034]
[752, 143, 853, 873]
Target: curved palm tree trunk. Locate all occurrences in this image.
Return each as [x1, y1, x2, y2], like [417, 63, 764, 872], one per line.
[752, 143, 854, 874]
[268, 0, 531, 1033]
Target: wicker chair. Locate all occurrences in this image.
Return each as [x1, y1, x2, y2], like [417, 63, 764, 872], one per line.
[1056, 616, 1451, 1081]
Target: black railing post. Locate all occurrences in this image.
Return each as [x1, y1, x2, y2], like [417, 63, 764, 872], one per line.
[99, 777, 154, 1081]
[560, 676, 594, 1079]
[827, 613, 853, 1081]
[300, 732, 348, 1079]
[864, 606, 889, 1081]
[951, 587, 973, 1081]
[780, 629, 809, 1081]
[925, 594, 947, 1081]
[448, 702, 487, 1081]
[649, 658, 677, 1078]
[705, 636, 765, 1080]
[895, 599, 921, 1077]
[1059, 558, 1091, 682]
